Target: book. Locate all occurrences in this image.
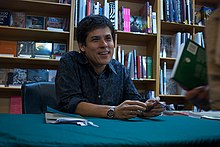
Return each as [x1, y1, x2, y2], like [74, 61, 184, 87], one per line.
[27, 69, 49, 82]
[45, 17, 64, 31]
[0, 10, 11, 26]
[10, 12, 25, 28]
[17, 41, 34, 58]
[34, 42, 53, 59]
[188, 111, 220, 121]
[146, 56, 153, 79]
[171, 39, 208, 90]
[12, 68, 27, 86]
[48, 70, 57, 82]
[0, 40, 17, 57]
[52, 43, 66, 60]
[0, 68, 7, 87]
[9, 96, 22, 114]
[46, 107, 98, 127]
[26, 15, 45, 29]
[130, 15, 142, 32]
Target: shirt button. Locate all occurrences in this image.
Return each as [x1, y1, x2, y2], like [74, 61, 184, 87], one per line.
[98, 95, 101, 99]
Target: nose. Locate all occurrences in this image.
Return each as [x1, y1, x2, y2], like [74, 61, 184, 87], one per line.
[100, 39, 108, 47]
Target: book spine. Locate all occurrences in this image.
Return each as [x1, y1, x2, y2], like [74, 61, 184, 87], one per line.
[160, 0, 164, 20]
[163, 62, 167, 94]
[146, 56, 153, 79]
[137, 55, 141, 79]
[152, 12, 157, 34]
[160, 67, 164, 94]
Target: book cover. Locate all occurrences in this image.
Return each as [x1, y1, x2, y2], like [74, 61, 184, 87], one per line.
[9, 96, 22, 114]
[46, 17, 64, 31]
[34, 42, 53, 59]
[171, 39, 208, 90]
[17, 41, 34, 58]
[11, 12, 25, 28]
[130, 15, 142, 32]
[26, 15, 45, 29]
[27, 69, 49, 82]
[52, 43, 66, 60]
[12, 68, 27, 86]
[0, 10, 11, 26]
[0, 40, 17, 57]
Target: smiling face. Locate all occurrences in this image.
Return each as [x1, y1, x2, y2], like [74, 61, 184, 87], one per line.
[79, 27, 114, 74]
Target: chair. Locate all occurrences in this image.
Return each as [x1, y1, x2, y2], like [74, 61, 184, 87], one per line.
[21, 82, 58, 114]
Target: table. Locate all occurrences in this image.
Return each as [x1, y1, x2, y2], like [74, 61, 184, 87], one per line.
[0, 114, 220, 146]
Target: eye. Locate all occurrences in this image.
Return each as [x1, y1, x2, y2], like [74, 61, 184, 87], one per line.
[106, 36, 112, 41]
[92, 38, 99, 42]
[91, 36, 100, 42]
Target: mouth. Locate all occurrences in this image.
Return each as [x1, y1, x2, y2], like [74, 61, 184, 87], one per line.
[98, 51, 110, 55]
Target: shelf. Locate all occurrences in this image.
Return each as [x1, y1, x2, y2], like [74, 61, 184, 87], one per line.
[161, 21, 194, 34]
[133, 78, 156, 83]
[194, 25, 206, 33]
[116, 31, 157, 46]
[0, 0, 71, 17]
[0, 86, 21, 98]
[0, 56, 59, 70]
[160, 57, 176, 69]
[0, 26, 69, 42]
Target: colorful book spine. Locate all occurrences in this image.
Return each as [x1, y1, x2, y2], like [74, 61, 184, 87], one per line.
[146, 56, 153, 79]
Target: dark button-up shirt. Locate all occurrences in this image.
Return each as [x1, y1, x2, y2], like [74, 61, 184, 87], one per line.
[55, 51, 144, 113]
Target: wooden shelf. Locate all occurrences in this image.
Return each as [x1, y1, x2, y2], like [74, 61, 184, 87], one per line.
[0, 86, 21, 98]
[160, 57, 176, 69]
[116, 31, 157, 45]
[0, 56, 59, 70]
[0, 26, 69, 42]
[133, 78, 156, 83]
[0, 0, 71, 17]
[161, 21, 194, 34]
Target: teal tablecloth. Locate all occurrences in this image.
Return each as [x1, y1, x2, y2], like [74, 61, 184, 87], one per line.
[0, 114, 220, 146]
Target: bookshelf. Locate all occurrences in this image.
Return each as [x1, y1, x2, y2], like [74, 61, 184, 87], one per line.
[0, 0, 219, 113]
[159, 0, 219, 109]
[0, 0, 74, 113]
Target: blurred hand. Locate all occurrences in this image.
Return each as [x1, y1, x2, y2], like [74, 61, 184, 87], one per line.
[185, 86, 210, 111]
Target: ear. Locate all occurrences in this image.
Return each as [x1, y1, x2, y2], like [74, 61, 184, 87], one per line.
[78, 43, 86, 52]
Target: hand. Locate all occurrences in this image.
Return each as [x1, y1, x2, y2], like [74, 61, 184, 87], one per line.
[140, 97, 165, 118]
[185, 86, 210, 111]
[114, 100, 146, 119]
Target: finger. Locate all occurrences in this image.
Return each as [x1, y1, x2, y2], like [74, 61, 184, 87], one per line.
[124, 100, 147, 107]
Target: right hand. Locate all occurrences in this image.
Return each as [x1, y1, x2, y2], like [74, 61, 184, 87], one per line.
[185, 86, 210, 111]
[114, 100, 146, 119]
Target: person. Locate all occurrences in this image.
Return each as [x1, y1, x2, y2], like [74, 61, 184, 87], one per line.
[55, 15, 164, 119]
[185, 7, 220, 111]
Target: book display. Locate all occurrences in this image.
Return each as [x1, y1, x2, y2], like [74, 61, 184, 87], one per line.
[0, 0, 219, 113]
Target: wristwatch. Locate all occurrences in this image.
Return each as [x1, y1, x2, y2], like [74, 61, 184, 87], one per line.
[107, 106, 116, 118]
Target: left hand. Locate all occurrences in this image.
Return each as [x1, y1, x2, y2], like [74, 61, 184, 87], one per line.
[140, 98, 165, 118]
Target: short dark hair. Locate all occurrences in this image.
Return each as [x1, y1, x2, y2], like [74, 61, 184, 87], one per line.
[76, 15, 115, 46]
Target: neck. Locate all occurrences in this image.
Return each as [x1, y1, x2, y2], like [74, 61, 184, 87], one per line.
[89, 61, 106, 75]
